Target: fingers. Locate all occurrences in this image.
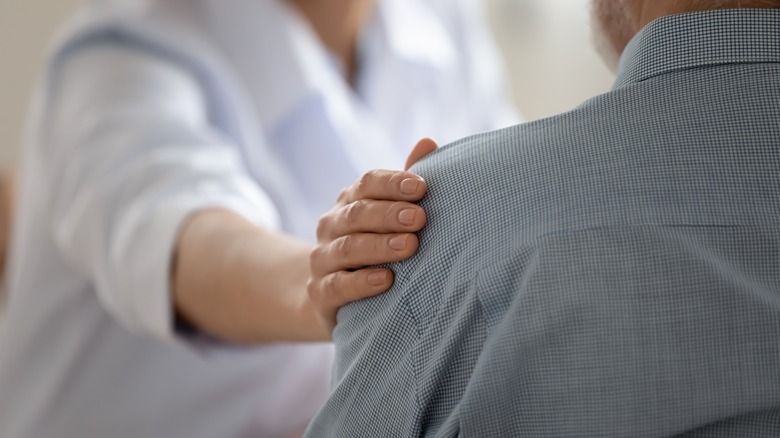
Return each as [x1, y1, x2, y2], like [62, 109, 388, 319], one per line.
[337, 169, 427, 205]
[307, 268, 394, 313]
[310, 233, 419, 276]
[317, 200, 426, 241]
[405, 137, 438, 171]
[308, 159, 432, 334]
[306, 268, 394, 334]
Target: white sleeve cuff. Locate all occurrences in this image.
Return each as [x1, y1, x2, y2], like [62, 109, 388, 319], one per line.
[98, 187, 279, 343]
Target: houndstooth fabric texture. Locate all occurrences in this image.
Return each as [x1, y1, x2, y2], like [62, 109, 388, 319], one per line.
[306, 9, 780, 437]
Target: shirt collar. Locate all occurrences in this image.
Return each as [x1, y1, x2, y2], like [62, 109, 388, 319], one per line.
[374, 0, 457, 71]
[202, 0, 340, 129]
[201, 0, 457, 130]
[614, 8, 780, 89]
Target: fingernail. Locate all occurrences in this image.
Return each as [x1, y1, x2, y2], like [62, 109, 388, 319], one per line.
[389, 235, 408, 250]
[398, 209, 416, 225]
[368, 272, 387, 286]
[400, 178, 420, 195]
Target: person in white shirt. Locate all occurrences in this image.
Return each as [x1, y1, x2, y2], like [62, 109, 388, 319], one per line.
[0, 0, 519, 437]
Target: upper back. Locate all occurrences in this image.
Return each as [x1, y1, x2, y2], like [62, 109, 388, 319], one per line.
[312, 9, 780, 437]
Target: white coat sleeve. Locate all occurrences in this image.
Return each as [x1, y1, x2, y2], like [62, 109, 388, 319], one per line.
[43, 42, 279, 342]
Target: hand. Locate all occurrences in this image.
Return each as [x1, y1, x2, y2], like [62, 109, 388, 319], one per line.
[308, 138, 438, 334]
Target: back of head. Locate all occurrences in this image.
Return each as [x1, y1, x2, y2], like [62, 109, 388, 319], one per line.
[592, 0, 780, 71]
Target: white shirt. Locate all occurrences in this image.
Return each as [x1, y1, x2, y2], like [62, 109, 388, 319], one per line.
[0, 0, 519, 437]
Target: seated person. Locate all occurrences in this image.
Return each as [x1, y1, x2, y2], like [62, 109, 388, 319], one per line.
[0, 1, 514, 437]
[306, 0, 780, 435]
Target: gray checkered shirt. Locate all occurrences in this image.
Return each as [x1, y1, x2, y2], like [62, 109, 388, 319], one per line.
[307, 9, 780, 437]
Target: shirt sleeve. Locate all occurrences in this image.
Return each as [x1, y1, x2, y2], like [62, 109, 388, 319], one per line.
[43, 41, 280, 343]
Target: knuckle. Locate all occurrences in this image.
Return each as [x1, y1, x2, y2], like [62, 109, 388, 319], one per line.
[336, 187, 350, 204]
[375, 234, 388, 254]
[336, 235, 353, 258]
[357, 172, 371, 187]
[356, 172, 373, 195]
[353, 271, 366, 291]
[306, 278, 319, 301]
[309, 245, 323, 270]
[386, 172, 400, 194]
[390, 170, 412, 192]
[365, 169, 383, 181]
[323, 273, 338, 296]
[325, 273, 347, 304]
[343, 200, 365, 228]
[384, 202, 398, 228]
[315, 213, 331, 241]
[358, 170, 386, 196]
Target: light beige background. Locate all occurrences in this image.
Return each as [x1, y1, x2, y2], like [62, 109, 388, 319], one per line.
[0, 0, 615, 169]
[0, 0, 86, 168]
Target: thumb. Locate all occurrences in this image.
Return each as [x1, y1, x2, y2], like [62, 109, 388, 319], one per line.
[405, 138, 439, 171]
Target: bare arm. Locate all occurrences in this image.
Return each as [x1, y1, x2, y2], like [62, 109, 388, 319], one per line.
[173, 138, 437, 344]
[172, 210, 326, 344]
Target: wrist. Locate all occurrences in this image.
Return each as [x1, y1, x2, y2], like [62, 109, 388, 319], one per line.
[294, 286, 332, 342]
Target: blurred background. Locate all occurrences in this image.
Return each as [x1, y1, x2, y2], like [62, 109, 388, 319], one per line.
[0, 0, 615, 170]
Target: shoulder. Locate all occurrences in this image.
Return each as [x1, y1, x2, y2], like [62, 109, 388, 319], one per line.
[52, 42, 204, 117]
[49, 0, 216, 80]
[43, 0, 226, 117]
[408, 84, 651, 187]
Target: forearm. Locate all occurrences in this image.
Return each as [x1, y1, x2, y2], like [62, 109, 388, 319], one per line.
[172, 209, 325, 344]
